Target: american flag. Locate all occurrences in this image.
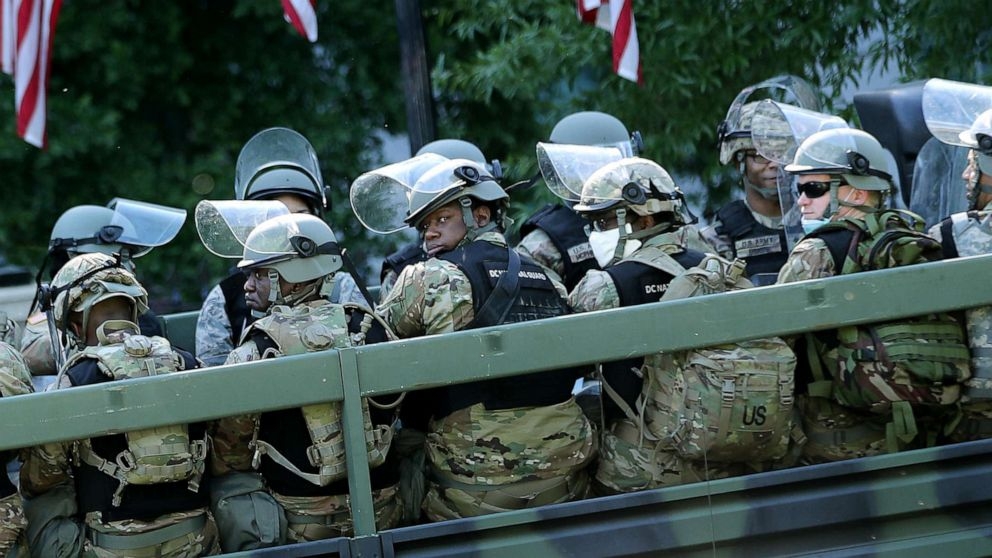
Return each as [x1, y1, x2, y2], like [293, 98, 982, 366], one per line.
[577, 0, 641, 85]
[281, 0, 317, 43]
[1, 0, 62, 148]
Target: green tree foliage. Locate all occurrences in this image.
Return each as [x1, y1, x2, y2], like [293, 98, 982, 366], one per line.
[0, 0, 988, 309]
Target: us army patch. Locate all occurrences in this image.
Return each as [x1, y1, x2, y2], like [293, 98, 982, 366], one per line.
[734, 234, 782, 258]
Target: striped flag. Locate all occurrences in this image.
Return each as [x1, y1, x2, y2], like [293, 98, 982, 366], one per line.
[577, 0, 641, 84]
[281, 0, 317, 43]
[1, 0, 62, 148]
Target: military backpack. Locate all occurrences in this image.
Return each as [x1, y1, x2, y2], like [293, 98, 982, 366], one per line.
[601, 251, 800, 464]
[805, 210, 971, 445]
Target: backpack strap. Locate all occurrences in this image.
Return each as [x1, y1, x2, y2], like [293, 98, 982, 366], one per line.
[467, 247, 522, 329]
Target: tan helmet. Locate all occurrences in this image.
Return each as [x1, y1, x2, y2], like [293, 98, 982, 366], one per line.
[574, 157, 688, 223]
[50, 253, 148, 342]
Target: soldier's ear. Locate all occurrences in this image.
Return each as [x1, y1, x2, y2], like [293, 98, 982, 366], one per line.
[472, 205, 492, 227]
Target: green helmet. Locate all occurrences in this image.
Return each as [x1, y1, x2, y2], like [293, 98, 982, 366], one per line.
[235, 127, 327, 216]
[574, 158, 688, 223]
[550, 111, 642, 156]
[238, 213, 342, 283]
[416, 139, 486, 163]
[50, 252, 148, 341]
[49, 205, 144, 260]
[404, 159, 508, 238]
[785, 128, 894, 192]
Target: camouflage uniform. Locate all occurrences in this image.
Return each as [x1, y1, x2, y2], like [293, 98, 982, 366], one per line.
[195, 272, 367, 367]
[929, 205, 992, 443]
[20, 254, 219, 558]
[211, 299, 398, 545]
[19, 313, 55, 378]
[0, 343, 33, 557]
[378, 231, 596, 522]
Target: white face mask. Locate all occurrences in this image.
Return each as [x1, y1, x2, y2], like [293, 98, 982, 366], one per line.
[588, 225, 642, 267]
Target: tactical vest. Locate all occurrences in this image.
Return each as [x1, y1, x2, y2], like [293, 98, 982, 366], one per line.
[379, 241, 427, 283]
[520, 203, 599, 291]
[63, 333, 208, 519]
[715, 200, 788, 279]
[220, 271, 254, 347]
[431, 241, 579, 417]
[247, 302, 392, 488]
[939, 210, 992, 400]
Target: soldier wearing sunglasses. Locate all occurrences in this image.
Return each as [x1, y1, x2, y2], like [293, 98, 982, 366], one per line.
[776, 128, 895, 284]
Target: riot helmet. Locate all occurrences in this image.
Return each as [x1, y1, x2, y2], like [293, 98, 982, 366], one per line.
[235, 127, 328, 216]
[237, 213, 343, 312]
[404, 158, 508, 242]
[416, 138, 502, 181]
[960, 108, 992, 175]
[46, 200, 187, 280]
[574, 158, 691, 267]
[49, 252, 148, 349]
[786, 128, 893, 219]
[717, 75, 822, 199]
[549, 111, 643, 156]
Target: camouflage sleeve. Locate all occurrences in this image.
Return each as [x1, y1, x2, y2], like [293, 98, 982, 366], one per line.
[699, 220, 734, 259]
[515, 229, 566, 281]
[332, 272, 371, 307]
[378, 269, 398, 305]
[679, 223, 721, 256]
[211, 340, 263, 475]
[0, 342, 33, 397]
[19, 312, 56, 376]
[196, 285, 234, 367]
[376, 260, 474, 337]
[568, 269, 620, 313]
[776, 238, 837, 284]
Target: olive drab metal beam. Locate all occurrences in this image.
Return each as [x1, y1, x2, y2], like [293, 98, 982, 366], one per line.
[4, 254, 992, 544]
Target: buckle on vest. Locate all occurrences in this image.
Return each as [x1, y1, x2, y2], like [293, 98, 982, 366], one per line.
[721, 379, 736, 405]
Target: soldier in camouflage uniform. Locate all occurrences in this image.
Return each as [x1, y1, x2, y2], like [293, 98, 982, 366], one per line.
[21, 203, 177, 381]
[195, 127, 367, 367]
[564, 157, 762, 493]
[703, 76, 823, 285]
[0, 343, 33, 556]
[518, 111, 710, 292]
[378, 139, 495, 302]
[776, 128, 914, 462]
[925, 106, 992, 443]
[370, 157, 596, 522]
[205, 213, 398, 549]
[19, 253, 219, 557]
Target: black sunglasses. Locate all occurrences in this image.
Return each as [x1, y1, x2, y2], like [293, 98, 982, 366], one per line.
[797, 180, 842, 199]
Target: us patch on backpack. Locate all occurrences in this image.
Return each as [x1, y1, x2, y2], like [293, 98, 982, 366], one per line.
[808, 210, 971, 414]
[642, 255, 800, 463]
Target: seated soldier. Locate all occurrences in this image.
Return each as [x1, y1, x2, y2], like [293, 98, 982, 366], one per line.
[778, 128, 969, 462]
[206, 213, 398, 550]
[0, 342, 33, 556]
[196, 127, 367, 367]
[375, 158, 596, 522]
[20, 253, 218, 557]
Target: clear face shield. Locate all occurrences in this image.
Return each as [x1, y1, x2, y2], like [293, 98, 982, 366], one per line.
[751, 100, 849, 246]
[195, 200, 291, 259]
[349, 153, 449, 235]
[234, 127, 325, 202]
[535, 143, 625, 202]
[718, 74, 823, 165]
[922, 79, 992, 213]
[103, 199, 188, 259]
